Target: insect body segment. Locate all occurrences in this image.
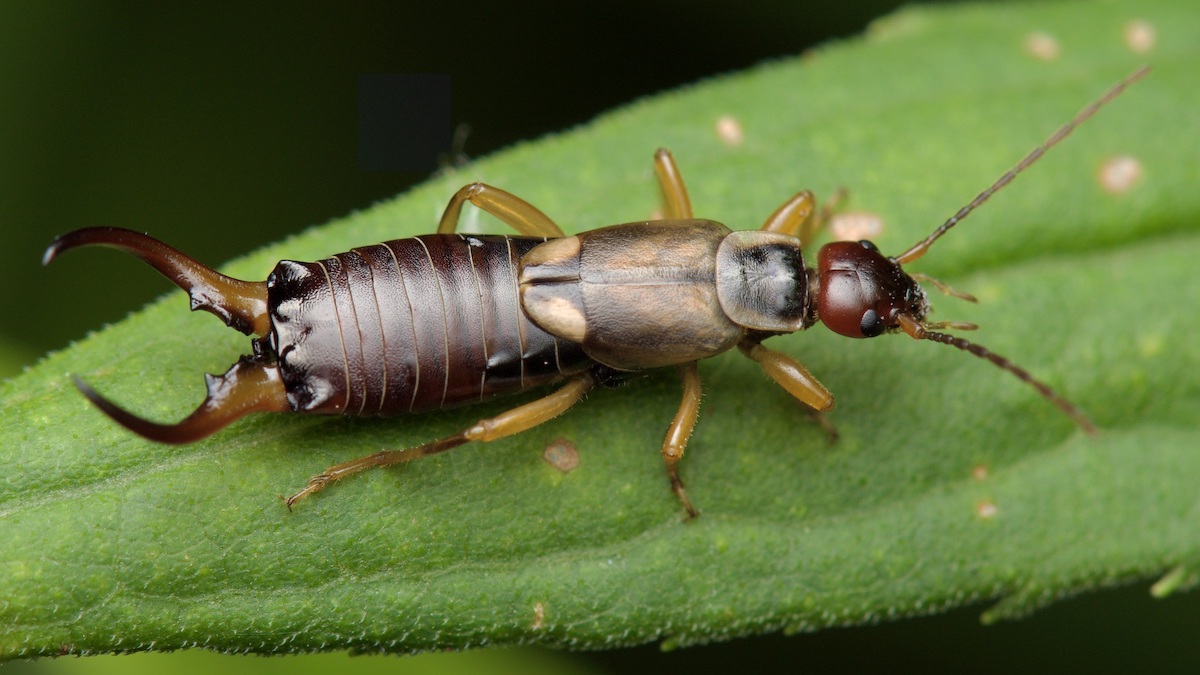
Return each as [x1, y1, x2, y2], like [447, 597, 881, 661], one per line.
[523, 220, 764, 370]
[46, 69, 1145, 516]
[268, 235, 589, 416]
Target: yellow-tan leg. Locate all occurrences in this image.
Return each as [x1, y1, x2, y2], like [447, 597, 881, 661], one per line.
[760, 190, 816, 237]
[739, 340, 837, 441]
[738, 340, 834, 412]
[285, 372, 595, 509]
[911, 272, 978, 303]
[662, 361, 703, 519]
[808, 187, 845, 247]
[437, 182, 566, 237]
[761, 188, 845, 248]
[653, 148, 694, 220]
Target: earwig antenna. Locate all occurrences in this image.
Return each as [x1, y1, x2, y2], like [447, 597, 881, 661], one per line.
[896, 314, 1096, 433]
[895, 65, 1150, 265]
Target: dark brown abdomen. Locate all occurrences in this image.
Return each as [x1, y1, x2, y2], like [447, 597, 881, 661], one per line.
[268, 234, 591, 415]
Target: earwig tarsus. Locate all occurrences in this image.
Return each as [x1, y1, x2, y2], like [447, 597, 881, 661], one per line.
[44, 67, 1147, 517]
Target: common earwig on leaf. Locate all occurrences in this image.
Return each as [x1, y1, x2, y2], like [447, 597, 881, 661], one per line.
[45, 67, 1146, 517]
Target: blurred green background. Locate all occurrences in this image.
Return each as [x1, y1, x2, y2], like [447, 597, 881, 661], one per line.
[3, 1, 1197, 673]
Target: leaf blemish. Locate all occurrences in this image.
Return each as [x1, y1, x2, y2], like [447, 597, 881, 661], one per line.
[831, 211, 884, 241]
[532, 602, 546, 630]
[1023, 31, 1061, 61]
[976, 500, 999, 519]
[715, 115, 745, 147]
[543, 438, 580, 473]
[971, 464, 989, 481]
[1124, 19, 1156, 54]
[1098, 155, 1143, 194]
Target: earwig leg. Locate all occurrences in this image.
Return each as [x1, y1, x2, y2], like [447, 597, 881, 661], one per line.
[75, 358, 289, 444]
[437, 182, 565, 237]
[43, 227, 270, 336]
[911, 273, 978, 303]
[661, 362, 703, 519]
[738, 340, 834, 412]
[761, 188, 846, 248]
[806, 187, 846, 248]
[760, 190, 816, 237]
[653, 148, 694, 219]
[804, 407, 840, 444]
[285, 372, 596, 508]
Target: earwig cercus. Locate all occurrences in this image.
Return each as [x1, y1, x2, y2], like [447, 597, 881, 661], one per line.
[44, 67, 1148, 517]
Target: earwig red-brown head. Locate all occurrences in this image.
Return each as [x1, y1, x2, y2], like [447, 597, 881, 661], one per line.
[815, 240, 928, 338]
[44, 227, 289, 442]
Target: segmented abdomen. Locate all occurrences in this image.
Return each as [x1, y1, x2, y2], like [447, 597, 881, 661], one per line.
[267, 234, 591, 415]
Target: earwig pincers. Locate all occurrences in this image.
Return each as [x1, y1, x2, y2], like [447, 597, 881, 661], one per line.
[45, 67, 1147, 517]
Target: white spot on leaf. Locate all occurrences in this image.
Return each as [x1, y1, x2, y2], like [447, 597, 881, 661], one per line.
[976, 500, 998, 519]
[1098, 155, 1143, 194]
[831, 211, 884, 241]
[1024, 32, 1060, 61]
[715, 115, 744, 147]
[1124, 19, 1156, 53]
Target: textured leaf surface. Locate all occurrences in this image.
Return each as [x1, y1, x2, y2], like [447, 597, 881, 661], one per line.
[2, 0, 1197, 659]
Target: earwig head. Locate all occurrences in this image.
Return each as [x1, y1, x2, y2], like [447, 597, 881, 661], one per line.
[44, 227, 289, 442]
[807, 67, 1149, 434]
[814, 237, 1095, 433]
[815, 240, 928, 338]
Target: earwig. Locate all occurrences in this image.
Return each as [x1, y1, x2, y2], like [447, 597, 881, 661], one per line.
[45, 67, 1147, 517]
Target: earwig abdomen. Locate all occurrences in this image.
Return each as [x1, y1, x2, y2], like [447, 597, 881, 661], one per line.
[269, 234, 592, 417]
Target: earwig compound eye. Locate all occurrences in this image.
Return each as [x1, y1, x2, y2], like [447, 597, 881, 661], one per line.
[860, 309, 885, 338]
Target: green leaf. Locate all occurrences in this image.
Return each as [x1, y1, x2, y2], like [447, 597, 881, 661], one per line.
[3, 0, 1197, 659]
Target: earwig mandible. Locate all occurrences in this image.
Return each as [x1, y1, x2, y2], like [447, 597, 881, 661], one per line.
[45, 68, 1146, 517]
